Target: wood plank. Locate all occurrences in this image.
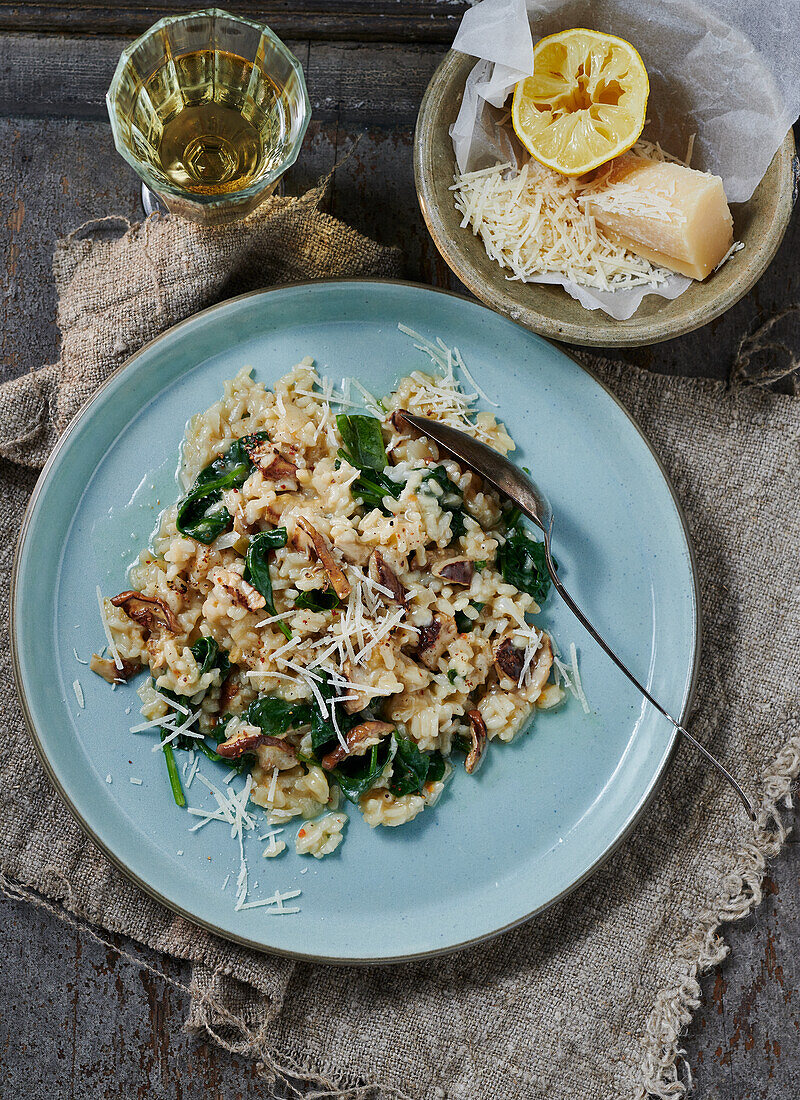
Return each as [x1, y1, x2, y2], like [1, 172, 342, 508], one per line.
[0, 33, 446, 124]
[3, 835, 800, 1097]
[0, 0, 468, 43]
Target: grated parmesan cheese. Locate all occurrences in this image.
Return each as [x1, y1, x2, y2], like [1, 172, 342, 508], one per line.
[72, 679, 85, 708]
[95, 585, 124, 670]
[451, 143, 691, 292]
[569, 642, 591, 715]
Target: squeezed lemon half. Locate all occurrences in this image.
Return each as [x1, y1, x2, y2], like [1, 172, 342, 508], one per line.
[512, 28, 649, 176]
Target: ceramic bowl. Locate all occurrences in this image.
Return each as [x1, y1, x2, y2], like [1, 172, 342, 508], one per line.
[414, 50, 797, 348]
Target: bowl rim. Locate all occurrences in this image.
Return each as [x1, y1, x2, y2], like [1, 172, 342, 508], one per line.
[414, 49, 797, 348]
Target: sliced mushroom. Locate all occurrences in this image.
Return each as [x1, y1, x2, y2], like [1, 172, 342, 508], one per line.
[431, 557, 474, 586]
[89, 653, 142, 684]
[389, 410, 413, 433]
[218, 673, 239, 715]
[493, 634, 554, 692]
[244, 439, 298, 490]
[339, 660, 375, 714]
[110, 591, 179, 634]
[368, 550, 406, 605]
[415, 612, 458, 670]
[217, 726, 297, 761]
[493, 637, 526, 687]
[211, 567, 266, 611]
[320, 720, 394, 771]
[527, 634, 554, 698]
[465, 709, 488, 774]
[294, 517, 351, 600]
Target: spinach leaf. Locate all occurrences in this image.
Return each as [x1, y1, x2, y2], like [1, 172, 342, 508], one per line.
[294, 589, 340, 612]
[250, 527, 289, 551]
[447, 669, 458, 684]
[245, 695, 312, 737]
[306, 670, 374, 759]
[388, 736, 430, 796]
[191, 636, 230, 680]
[388, 737, 446, 797]
[336, 414, 388, 471]
[335, 737, 397, 804]
[426, 752, 446, 784]
[348, 469, 402, 514]
[497, 526, 551, 604]
[309, 670, 340, 755]
[453, 734, 472, 755]
[455, 602, 484, 633]
[163, 742, 185, 806]
[176, 431, 269, 544]
[336, 413, 400, 513]
[150, 684, 247, 769]
[420, 466, 466, 539]
[245, 528, 291, 640]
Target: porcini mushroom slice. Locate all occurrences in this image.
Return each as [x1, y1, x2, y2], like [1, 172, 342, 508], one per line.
[493, 637, 527, 686]
[528, 634, 554, 697]
[89, 653, 142, 684]
[244, 439, 298, 490]
[340, 660, 376, 715]
[368, 550, 406, 605]
[431, 557, 474, 586]
[294, 517, 351, 600]
[415, 612, 458, 670]
[217, 728, 297, 761]
[465, 709, 488, 774]
[110, 590, 179, 634]
[218, 673, 240, 716]
[321, 720, 394, 771]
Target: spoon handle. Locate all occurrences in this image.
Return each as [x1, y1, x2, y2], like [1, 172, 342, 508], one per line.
[542, 534, 756, 821]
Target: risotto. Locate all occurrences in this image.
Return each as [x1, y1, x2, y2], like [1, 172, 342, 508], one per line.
[94, 333, 566, 858]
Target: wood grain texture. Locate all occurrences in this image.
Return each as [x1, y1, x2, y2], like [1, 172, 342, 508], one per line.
[1, 28, 799, 1100]
[2, 833, 798, 1097]
[0, 0, 468, 42]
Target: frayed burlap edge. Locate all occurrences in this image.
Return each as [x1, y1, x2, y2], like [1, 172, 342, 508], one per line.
[636, 713, 800, 1099]
[4, 713, 799, 1100]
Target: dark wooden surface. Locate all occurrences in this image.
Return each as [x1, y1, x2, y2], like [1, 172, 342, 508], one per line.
[1, 24, 798, 1100]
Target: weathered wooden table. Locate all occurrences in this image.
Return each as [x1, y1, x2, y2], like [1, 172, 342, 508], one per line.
[1, 7, 798, 1097]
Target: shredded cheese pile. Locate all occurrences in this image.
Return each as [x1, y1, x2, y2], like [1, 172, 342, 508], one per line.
[451, 139, 695, 292]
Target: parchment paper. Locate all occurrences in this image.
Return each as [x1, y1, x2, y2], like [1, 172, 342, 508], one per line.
[451, 0, 800, 319]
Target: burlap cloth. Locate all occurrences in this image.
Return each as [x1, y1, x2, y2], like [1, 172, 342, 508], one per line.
[1, 185, 798, 1100]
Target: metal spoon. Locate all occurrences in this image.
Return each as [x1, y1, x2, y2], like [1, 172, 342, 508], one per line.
[398, 410, 756, 821]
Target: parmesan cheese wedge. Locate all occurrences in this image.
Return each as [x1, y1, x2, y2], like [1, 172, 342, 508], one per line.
[584, 155, 733, 281]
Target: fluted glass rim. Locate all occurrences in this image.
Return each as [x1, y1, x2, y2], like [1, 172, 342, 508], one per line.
[106, 8, 311, 208]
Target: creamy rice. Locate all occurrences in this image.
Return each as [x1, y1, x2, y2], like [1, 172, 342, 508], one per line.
[98, 348, 564, 855]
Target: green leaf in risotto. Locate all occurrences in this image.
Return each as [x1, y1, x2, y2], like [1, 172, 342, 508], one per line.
[420, 465, 466, 539]
[294, 589, 340, 612]
[176, 431, 269, 544]
[389, 737, 446, 797]
[245, 695, 312, 737]
[245, 528, 291, 640]
[335, 737, 397, 804]
[190, 636, 230, 680]
[497, 526, 551, 604]
[336, 414, 389, 471]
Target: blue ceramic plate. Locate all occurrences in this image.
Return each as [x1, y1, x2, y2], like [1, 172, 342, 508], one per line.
[13, 281, 698, 962]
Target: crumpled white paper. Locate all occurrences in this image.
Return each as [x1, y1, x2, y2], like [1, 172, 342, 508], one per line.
[450, 0, 799, 319]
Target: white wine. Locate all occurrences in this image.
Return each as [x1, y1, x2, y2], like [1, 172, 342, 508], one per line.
[134, 49, 292, 196]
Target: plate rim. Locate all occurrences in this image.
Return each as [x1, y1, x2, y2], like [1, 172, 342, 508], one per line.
[11, 277, 701, 964]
